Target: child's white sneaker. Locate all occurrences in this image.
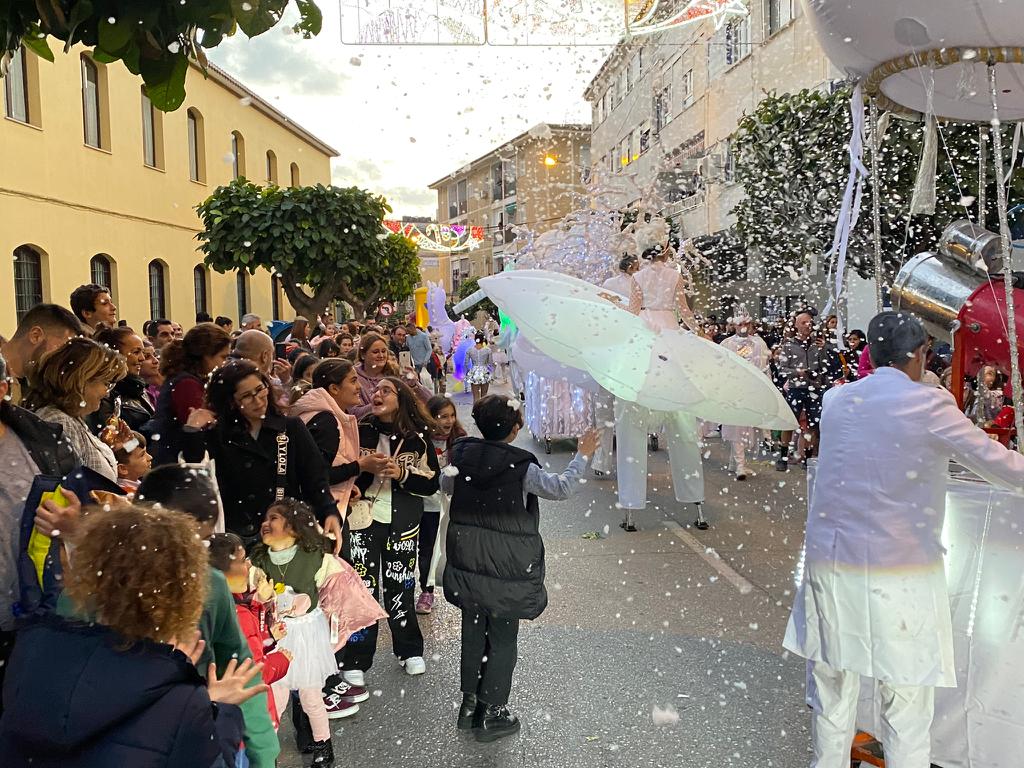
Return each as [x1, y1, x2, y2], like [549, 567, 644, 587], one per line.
[401, 656, 426, 676]
[342, 669, 365, 687]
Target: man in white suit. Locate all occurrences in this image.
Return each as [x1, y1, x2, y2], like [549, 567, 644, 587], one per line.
[784, 311, 1024, 767]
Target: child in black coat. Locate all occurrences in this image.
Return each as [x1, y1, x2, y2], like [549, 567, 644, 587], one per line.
[441, 395, 598, 743]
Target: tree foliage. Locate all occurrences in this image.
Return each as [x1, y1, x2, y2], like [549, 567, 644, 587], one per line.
[0, 1, 322, 111]
[456, 276, 497, 317]
[196, 179, 420, 320]
[731, 87, 1024, 288]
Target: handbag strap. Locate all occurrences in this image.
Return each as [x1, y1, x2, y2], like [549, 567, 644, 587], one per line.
[274, 432, 289, 502]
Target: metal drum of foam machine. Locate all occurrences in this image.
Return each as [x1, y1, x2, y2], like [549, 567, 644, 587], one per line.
[938, 219, 1004, 274]
[890, 252, 984, 341]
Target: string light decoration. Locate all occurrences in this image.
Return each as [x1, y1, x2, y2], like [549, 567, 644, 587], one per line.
[627, 0, 748, 37]
[383, 220, 485, 252]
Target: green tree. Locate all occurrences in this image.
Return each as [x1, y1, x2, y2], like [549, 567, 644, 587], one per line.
[0, 1, 322, 111]
[196, 179, 420, 320]
[731, 87, 1024, 286]
[456, 276, 497, 317]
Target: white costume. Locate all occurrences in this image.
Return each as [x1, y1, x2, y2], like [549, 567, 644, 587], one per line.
[615, 260, 704, 519]
[784, 366, 1024, 768]
[719, 331, 771, 477]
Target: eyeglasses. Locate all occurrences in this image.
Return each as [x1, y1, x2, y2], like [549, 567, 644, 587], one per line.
[375, 386, 398, 397]
[236, 383, 269, 404]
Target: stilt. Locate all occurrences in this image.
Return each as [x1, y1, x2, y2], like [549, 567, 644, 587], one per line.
[693, 502, 709, 530]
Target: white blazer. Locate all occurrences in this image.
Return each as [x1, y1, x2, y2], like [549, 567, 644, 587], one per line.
[784, 366, 1024, 686]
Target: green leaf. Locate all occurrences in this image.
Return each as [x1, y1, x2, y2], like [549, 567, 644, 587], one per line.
[231, 0, 290, 38]
[97, 16, 134, 54]
[293, 0, 324, 37]
[21, 26, 54, 62]
[141, 53, 189, 112]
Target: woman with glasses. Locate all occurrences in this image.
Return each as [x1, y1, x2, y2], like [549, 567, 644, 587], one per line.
[150, 323, 231, 465]
[339, 376, 440, 688]
[182, 358, 341, 549]
[24, 337, 127, 481]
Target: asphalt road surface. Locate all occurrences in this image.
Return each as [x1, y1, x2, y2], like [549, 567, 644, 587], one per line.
[278, 382, 814, 767]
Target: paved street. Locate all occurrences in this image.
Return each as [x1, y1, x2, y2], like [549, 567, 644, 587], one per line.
[280, 384, 814, 767]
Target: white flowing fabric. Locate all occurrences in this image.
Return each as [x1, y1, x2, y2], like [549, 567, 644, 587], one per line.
[478, 270, 797, 430]
[718, 333, 772, 447]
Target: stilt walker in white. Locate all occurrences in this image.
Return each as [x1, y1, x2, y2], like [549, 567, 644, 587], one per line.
[784, 312, 1024, 768]
[592, 255, 642, 478]
[719, 307, 771, 480]
[615, 244, 708, 530]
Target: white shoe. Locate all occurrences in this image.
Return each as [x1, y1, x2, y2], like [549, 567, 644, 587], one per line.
[342, 669, 365, 687]
[401, 656, 426, 675]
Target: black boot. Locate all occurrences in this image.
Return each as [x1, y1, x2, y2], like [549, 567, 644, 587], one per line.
[475, 703, 521, 743]
[311, 738, 335, 767]
[457, 693, 478, 730]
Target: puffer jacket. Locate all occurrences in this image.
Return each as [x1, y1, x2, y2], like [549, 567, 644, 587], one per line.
[443, 437, 547, 620]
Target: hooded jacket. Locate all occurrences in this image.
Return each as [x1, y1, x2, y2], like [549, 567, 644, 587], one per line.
[290, 387, 361, 515]
[0, 615, 244, 768]
[443, 437, 547, 620]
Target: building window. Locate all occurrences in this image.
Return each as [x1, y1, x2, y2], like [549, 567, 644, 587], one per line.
[639, 120, 651, 155]
[290, 162, 300, 186]
[187, 108, 206, 182]
[725, 16, 752, 67]
[266, 150, 278, 184]
[723, 139, 737, 183]
[626, 55, 635, 92]
[193, 265, 208, 315]
[148, 261, 167, 320]
[680, 68, 693, 107]
[457, 179, 468, 215]
[231, 131, 246, 179]
[4, 46, 29, 123]
[236, 272, 248, 320]
[654, 84, 672, 133]
[13, 245, 43, 321]
[765, 0, 793, 36]
[271, 274, 282, 320]
[140, 89, 165, 169]
[81, 55, 104, 149]
[90, 254, 113, 294]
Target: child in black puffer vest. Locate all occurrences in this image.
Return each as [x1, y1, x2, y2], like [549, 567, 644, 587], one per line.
[441, 395, 598, 743]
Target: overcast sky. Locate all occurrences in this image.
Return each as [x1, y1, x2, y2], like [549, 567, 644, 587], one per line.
[209, 3, 612, 217]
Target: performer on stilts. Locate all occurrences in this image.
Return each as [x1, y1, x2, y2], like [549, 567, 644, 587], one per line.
[615, 243, 709, 531]
[719, 307, 771, 481]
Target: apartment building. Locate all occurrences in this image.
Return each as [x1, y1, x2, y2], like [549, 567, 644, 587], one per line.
[584, 0, 839, 321]
[428, 123, 591, 293]
[1, 45, 336, 334]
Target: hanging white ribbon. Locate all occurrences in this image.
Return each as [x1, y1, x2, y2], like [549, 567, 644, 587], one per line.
[910, 116, 939, 215]
[821, 83, 868, 349]
[1002, 122, 1023, 186]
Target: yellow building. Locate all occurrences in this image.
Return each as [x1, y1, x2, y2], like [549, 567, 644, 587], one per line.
[427, 123, 591, 293]
[0, 44, 337, 335]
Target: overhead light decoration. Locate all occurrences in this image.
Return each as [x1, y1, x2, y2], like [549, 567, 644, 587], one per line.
[627, 0, 748, 37]
[384, 220, 484, 252]
[543, 154, 559, 167]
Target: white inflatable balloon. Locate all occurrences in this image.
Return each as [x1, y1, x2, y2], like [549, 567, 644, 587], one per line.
[803, 0, 1024, 121]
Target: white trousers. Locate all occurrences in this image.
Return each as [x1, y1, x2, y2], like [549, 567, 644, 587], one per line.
[808, 659, 934, 768]
[729, 439, 748, 474]
[614, 401, 704, 509]
[592, 388, 616, 475]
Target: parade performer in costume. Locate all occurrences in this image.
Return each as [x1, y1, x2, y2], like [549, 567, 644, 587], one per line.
[719, 308, 771, 480]
[615, 244, 707, 530]
[784, 312, 1024, 768]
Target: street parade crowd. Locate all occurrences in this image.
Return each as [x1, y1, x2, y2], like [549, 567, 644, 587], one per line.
[0, 265, 1020, 768]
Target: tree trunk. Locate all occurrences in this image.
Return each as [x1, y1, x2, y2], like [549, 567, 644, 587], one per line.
[280, 270, 333, 321]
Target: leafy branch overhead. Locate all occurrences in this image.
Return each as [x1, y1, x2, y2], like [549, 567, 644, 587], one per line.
[196, 180, 421, 320]
[731, 87, 1024, 285]
[0, 1, 323, 111]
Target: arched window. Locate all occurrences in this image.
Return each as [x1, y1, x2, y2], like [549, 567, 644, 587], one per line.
[193, 265, 209, 316]
[266, 150, 278, 185]
[13, 245, 44, 321]
[231, 130, 246, 179]
[290, 162, 300, 186]
[236, 272, 249, 321]
[148, 260, 167, 320]
[187, 108, 206, 182]
[81, 55, 104, 149]
[90, 253, 113, 294]
[271, 274, 282, 320]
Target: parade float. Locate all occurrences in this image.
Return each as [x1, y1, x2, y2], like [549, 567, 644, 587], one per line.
[802, 1, 1024, 764]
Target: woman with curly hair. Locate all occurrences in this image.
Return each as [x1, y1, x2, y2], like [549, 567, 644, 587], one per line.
[150, 322, 230, 465]
[25, 337, 127, 481]
[0, 504, 267, 766]
[182, 358, 340, 549]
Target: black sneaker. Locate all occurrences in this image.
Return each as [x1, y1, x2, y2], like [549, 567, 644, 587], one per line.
[619, 520, 638, 532]
[475, 704, 521, 743]
[457, 693, 478, 730]
[774, 458, 788, 472]
[311, 738, 335, 767]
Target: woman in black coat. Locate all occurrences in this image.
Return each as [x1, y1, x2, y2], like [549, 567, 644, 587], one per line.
[0, 504, 264, 768]
[340, 376, 440, 682]
[89, 327, 155, 434]
[182, 358, 341, 548]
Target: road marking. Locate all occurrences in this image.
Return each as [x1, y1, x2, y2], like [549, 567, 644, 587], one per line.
[663, 520, 754, 595]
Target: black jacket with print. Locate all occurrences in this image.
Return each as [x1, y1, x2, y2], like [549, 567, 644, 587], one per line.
[354, 416, 440, 534]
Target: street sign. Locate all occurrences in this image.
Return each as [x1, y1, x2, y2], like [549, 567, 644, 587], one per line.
[379, 302, 395, 316]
